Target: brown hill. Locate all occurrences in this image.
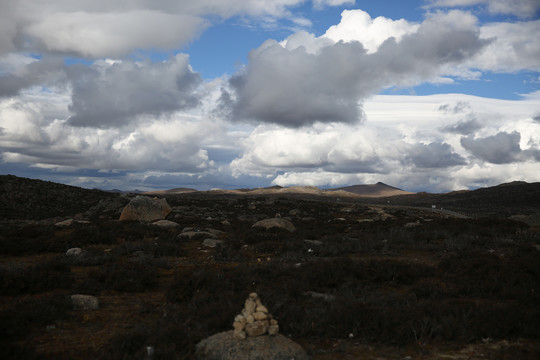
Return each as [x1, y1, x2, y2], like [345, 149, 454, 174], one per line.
[329, 182, 414, 197]
[144, 187, 198, 195]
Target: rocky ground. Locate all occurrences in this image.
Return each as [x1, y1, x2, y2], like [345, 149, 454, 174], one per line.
[1, 176, 540, 359]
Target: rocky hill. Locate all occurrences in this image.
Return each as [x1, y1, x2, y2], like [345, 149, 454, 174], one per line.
[0, 175, 123, 220]
[372, 181, 540, 217]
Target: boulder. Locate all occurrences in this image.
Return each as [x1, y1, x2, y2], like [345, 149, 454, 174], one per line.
[119, 196, 171, 222]
[195, 330, 309, 360]
[252, 218, 296, 233]
[71, 294, 99, 310]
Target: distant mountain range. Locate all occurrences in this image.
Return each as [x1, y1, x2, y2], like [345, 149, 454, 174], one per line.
[329, 182, 414, 197]
[148, 182, 413, 198]
[1, 175, 539, 221]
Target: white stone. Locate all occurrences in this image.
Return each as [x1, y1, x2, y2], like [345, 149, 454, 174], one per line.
[66, 247, 82, 256]
[71, 294, 99, 310]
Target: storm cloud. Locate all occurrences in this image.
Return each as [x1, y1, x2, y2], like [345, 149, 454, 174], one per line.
[406, 142, 467, 168]
[68, 55, 202, 128]
[226, 11, 489, 127]
[442, 118, 482, 135]
[460, 131, 523, 164]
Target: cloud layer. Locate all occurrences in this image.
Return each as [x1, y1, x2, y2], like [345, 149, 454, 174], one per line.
[226, 11, 488, 127]
[0, 2, 539, 192]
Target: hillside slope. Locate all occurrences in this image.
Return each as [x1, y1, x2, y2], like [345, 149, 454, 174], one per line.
[0, 175, 122, 220]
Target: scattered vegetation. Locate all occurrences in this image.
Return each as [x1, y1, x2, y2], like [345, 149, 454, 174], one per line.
[1, 180, 539, 358]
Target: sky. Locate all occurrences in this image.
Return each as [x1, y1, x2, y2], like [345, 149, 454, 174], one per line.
[0, 0, 539, 193]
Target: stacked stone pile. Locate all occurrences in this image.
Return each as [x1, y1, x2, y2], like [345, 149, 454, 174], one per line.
[233, 293, 279, 340]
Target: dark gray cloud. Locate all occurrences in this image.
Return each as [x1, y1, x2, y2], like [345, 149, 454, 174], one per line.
[407, 142, 467, 168]
[438, 101, 471, 114]
[68, 55, 202, 127]
[441, 117, 482, 135]
[225, 12, 488, 127]
[0, 57, 66, 98]
[460, 131, 522, 164]
[533, 112, 540, 123]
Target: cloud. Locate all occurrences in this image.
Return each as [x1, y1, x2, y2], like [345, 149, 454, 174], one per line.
[0, 56, 67, 98]
[323, 9, 420, 53]
[68, 55, 203, 128]
[25, 11, 208, 59]
[460, 131, 523, 164]
[0, 0, 348, 58]
[225, 10, 488, 127]
[424, 0, 540, 18]
[442, 118, 482, 134]
[438, 101, 471, 114]
[473, 19, 540, 72]
[313, 0, 355, 9]
[0, 87, 220, 173]
[406, 142, 467, 168]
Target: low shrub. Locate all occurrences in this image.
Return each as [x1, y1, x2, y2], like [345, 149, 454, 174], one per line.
[87, 260, 158, 293]
[0, 260, 72, 295]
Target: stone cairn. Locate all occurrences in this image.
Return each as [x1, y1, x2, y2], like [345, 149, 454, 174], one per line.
[233, 293, 279, 340]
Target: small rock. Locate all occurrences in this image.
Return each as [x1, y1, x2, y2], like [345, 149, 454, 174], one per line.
[245, 298, 256, 315]
[202, 239, 224, 248]
[304, 239, 323, 246]
[178, 231, 216, 240]
[253, 311, 268, 321]
[268, 324, 279, 336]
[256, 304, 269, 313]
[152, 220, 180, 229]
[55, 219, 75, 227]
[405, 221, 421, 228]
[233, 321, 246, 331]
[245, 321, 268, 337]
[233, 329, 247, 340]
[252, 218, 296, 232]
[358, 218, 375, 223]
[66, 247, 82, 256]
[71, 294, 99, 310]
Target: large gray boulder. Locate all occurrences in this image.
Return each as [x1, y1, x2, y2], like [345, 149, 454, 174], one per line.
[252, 218, 296, 232]
[119, 196, 171, 222]
[195, 331, 309, 360]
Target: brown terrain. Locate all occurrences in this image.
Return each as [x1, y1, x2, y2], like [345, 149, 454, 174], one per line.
[1, 174, 540, 359]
